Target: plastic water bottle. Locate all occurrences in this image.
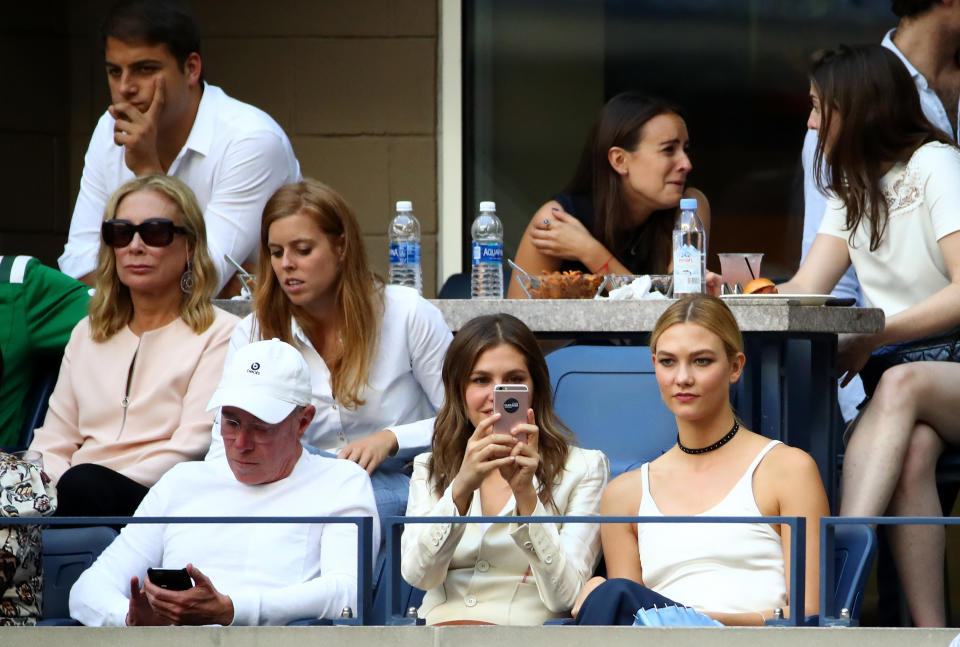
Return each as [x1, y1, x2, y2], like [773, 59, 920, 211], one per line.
[470, 201, 503, 299]
[388, 200, 422, 295]
[672, 197, 705, 296]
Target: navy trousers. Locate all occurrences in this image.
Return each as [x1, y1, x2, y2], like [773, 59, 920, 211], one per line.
[574, 578, 681, 626]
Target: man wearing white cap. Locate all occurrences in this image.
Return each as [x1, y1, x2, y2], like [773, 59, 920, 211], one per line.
[69, 339, 378, 626]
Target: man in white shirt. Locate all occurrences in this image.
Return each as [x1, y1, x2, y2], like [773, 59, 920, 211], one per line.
[68, 339, 379, 626]
[800, 0, 960, 418]
[59, 0, 300, 296]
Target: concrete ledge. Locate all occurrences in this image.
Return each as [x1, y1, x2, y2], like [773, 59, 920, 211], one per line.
[7, 626, 958, 647]
[213, 298, 885, 335]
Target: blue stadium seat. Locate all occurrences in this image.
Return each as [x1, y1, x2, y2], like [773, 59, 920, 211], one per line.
[437, 266, 512, 299]
[1, 355, 60, 452]
[40, 526, 118, 625]
[545, 345, 676, 477]
[823, 523, 877, 625]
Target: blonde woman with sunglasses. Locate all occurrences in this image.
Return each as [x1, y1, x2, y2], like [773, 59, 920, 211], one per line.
[29, 175, 238, 517]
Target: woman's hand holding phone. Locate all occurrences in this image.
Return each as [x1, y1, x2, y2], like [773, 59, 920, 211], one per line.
[452, 413, 517, 514]
[499, 409, 540, 515]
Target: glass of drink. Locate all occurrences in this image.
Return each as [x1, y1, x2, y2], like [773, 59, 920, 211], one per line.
[12, 450, 43, 470]
[717, 253, 764, 294]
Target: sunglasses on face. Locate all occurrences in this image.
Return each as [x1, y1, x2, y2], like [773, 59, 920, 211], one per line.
[101, 218, 188, 248]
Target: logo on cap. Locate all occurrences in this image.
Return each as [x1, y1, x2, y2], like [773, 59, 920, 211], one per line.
[248, 361, 261, 375]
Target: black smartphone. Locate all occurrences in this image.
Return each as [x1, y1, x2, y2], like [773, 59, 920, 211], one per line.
[147, 567, 194, 591]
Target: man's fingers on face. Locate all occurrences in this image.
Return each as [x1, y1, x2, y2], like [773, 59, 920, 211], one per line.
[147, 77, 165, 119]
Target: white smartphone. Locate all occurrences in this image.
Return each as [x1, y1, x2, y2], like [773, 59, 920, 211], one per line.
[493, 384, 530, 442]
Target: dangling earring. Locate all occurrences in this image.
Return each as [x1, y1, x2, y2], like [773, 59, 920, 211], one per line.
[180, 259, 195, 293]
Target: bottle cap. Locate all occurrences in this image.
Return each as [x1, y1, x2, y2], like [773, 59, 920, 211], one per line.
[679, 198, 698, 210]
[479, 201, 496, 212]
[396, 200, 413, 211]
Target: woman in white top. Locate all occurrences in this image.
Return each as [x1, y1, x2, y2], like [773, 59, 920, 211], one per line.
[777, 45, 960, 627]
[207, 179, 452, 517]
[572, 295, 828, 625]
[402, 313, 609, 625]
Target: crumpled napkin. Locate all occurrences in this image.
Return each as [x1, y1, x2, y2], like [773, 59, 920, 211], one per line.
[598, 275, 669, 301]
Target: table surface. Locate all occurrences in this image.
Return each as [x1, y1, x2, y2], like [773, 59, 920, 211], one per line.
[214, 298, 885, 335]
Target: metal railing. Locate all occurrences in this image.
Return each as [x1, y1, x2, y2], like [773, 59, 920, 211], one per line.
[384, 515, 807, 626]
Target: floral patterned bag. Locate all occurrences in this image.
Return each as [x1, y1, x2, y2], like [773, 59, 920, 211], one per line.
[0, 453, 56, 626]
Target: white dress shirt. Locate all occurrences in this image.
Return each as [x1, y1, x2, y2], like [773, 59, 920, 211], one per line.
[59, 83, 301, 294]
[401, 447, 609, 625]
[207, 285, 452, 457]
[69, 451, 379, 626]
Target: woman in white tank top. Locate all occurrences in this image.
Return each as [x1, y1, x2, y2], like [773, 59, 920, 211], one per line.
[572, 295, 830, 625]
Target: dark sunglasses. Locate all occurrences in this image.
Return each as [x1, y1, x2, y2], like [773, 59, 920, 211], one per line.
[101, 218, 188, 248]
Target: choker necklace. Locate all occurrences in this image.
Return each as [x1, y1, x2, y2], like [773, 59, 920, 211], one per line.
[677, 420, 740, 455]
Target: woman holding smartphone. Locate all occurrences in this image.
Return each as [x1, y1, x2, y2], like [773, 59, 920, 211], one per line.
[401, 313, 609, 625]
[573, 295, 828, 625]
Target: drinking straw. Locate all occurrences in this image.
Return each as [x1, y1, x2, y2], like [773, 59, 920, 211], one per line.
[744, 257, 756, 280]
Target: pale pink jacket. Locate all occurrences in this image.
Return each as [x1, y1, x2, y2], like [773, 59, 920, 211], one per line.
[30, 308, 238, 486]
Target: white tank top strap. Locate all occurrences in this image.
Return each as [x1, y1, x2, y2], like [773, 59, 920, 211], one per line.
[746, 440, 782, 475]
[729, 439, 782, 497]
[640, 462, 651, 496]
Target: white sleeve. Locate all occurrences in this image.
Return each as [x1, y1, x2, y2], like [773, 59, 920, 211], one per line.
[227, 467, 379, 625]
[59, 114, 116, 279]
[387, 297, 452, 451]
[507, 450, 609, 613]
[400, 456, 467, 590]
[922, 145, 960, 241]
[205, 314, 259, 461]
[200, 131, 301, 294]
[817, 193, 849, 241]
[68, 484, 169, 627]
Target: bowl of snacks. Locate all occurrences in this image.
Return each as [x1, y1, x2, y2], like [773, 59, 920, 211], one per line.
[513, 270, 606, 299]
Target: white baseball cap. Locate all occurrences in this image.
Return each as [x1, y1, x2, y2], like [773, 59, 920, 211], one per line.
[206, 339, 312, 424]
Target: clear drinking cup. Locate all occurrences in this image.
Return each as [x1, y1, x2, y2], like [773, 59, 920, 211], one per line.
[717, 253, 764, 294]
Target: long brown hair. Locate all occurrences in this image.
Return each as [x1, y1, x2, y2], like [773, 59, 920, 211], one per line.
[252, 179, 383, 410]
[811, 44, 955, 251]
[89, 174, 217, 341]
[566, 92, 683, 274]
[428, 314, 574, 507]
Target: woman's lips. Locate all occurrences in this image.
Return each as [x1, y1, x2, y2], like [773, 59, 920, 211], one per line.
[673, 392, 698, 403]
[283, 278, 305, 293]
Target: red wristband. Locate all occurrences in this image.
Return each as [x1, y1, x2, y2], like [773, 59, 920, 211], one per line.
[593, 255, 613, 274]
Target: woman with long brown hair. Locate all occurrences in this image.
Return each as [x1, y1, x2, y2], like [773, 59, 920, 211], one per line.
[778, 44, 960, 627]
[507, 92, 710, 296]
[205, 179, 452, 517]
[572, 295, 828, 625]
[401, 313, 609, 625]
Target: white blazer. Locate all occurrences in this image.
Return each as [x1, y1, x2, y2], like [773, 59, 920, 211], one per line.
[401, 446, 609, 625]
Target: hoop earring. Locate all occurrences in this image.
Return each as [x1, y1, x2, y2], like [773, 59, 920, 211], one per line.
[180, 259, 195, 293]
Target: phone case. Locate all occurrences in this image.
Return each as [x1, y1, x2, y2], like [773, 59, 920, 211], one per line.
[494, 385, 529, 440]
